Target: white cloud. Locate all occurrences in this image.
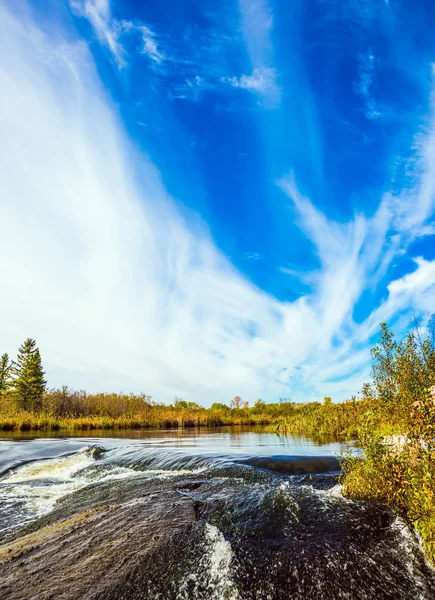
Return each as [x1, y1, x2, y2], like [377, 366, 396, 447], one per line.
[0, 3, 290, 403]
[70, 0, 125, 68]
[1, 2, 435, 405]
[243, 252, 264, 261]
[171, 68, 281, 106]
[277, 162, 435, 395]
[354, 53, 381, 120]
[137, 24, 164, 63]
[238, 0, 274, 68]
[394, 78, 435, 234]
[235, 0, 280, 108]
[168, 75, 208, 102]
[363, 258, 435, 333]
[222, 67, 281, 107]
[70, 1, 165, 68]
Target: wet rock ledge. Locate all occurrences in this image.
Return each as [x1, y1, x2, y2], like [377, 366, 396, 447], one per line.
[0, 477, 200, 600]
[1, 467, 435, 600]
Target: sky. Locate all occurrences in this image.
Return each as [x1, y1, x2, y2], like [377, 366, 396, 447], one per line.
[1, 0, 435, 405]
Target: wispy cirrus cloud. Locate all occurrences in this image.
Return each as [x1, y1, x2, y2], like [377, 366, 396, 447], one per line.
[222, 67, 281, 108]
[243, 252, 264, 261]
[238, 0, 274, 66]
[1, 2, 292, 403]
[71, 0, 282, 109]
[354, 52, 381, 120]
[363, 257, 435, 336]
[168, 75, 208, 102]
[121, 20, 165, 64]
[169, 67, 281, 107]
[1, 0, 435, 406]
[70, 0, 165, 68]
[70, 0, 125, 67]
[236, 0, 281, 108]
[277, 102, 435, 382]
[139, 25, 164, 63]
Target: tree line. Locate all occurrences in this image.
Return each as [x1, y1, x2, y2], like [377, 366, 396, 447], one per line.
[2, 316, 434, 439]
[0, 338, 46, 411]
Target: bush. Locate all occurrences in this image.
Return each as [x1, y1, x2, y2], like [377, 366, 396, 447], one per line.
[342, 317, 435, 564]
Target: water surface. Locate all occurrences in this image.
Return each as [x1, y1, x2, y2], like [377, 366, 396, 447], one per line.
[0, 426, 353, 473]
[0, 427, 433, 599]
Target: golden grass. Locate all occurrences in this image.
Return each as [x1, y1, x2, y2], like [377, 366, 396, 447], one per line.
[0, 408, 272, 432]
[0, 391, 380, 434]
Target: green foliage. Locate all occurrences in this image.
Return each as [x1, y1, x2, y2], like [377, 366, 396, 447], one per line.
[10, 338, 46, 411]
[370, 322, 398, 408]
[369, 318, 435, 427]
[342, 415, 435, 563]
[342, 315, 435, 564]
[0, 353, 11, 398]
[275, 399, 373, 440]
[210, 403, 230, 411]
[173, 398, 203, 411]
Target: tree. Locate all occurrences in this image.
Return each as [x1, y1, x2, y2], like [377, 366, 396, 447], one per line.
[210, 403, 229, 411]
[0, 353, 11, 398]
[361, 382, 374, 400]
[323, 396, 332, 405]
[370, 322, 399, 411]
[231, 396, 242, 409]
[366, 317, 435, 426]
[173, 398, 202, 410]
[11, 339, 46, 411]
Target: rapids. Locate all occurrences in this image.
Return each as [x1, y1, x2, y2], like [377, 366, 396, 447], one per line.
[0, 430, 433, 599]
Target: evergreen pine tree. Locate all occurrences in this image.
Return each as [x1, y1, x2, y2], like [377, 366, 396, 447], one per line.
[11, 339, 46, 411]
[0, 353, 11, 398]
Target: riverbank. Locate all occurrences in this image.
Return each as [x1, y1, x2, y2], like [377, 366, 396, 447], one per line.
[341, 422, 435, 565]
[273, 398, 402, 439]
[0, 392, 375, 434]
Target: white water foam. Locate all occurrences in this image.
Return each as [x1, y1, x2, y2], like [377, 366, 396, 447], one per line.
[0, 450, 135, 527]
[0, 449, 207, 535]
[0, 449, 96, 522]
[299, 482, 349, 509]
[177, 523, 240, 600]
[5, 449, 95, 484]
[390, 517, 435, 599]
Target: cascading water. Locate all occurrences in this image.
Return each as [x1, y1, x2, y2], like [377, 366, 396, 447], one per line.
[177, 523, 240, 600]
[0, 445, 209, 537]
[0, 435, 434, 599]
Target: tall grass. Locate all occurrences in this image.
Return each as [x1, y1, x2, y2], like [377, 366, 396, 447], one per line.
[273, 399, 385, 440]
[0, 386, 388, 435]
[0, 388, 290, 431]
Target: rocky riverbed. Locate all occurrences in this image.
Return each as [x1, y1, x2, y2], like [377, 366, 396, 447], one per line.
[1, 443, 434, 599]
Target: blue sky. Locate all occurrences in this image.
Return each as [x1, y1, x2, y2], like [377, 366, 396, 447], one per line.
[1, 0, 435, 404]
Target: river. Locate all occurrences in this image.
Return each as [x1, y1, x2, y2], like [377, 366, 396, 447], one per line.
[0, 427, 433, 599]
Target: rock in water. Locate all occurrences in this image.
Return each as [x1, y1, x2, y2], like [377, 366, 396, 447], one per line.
[1, 465, 435, 599]
[0, 477, 198, 600]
